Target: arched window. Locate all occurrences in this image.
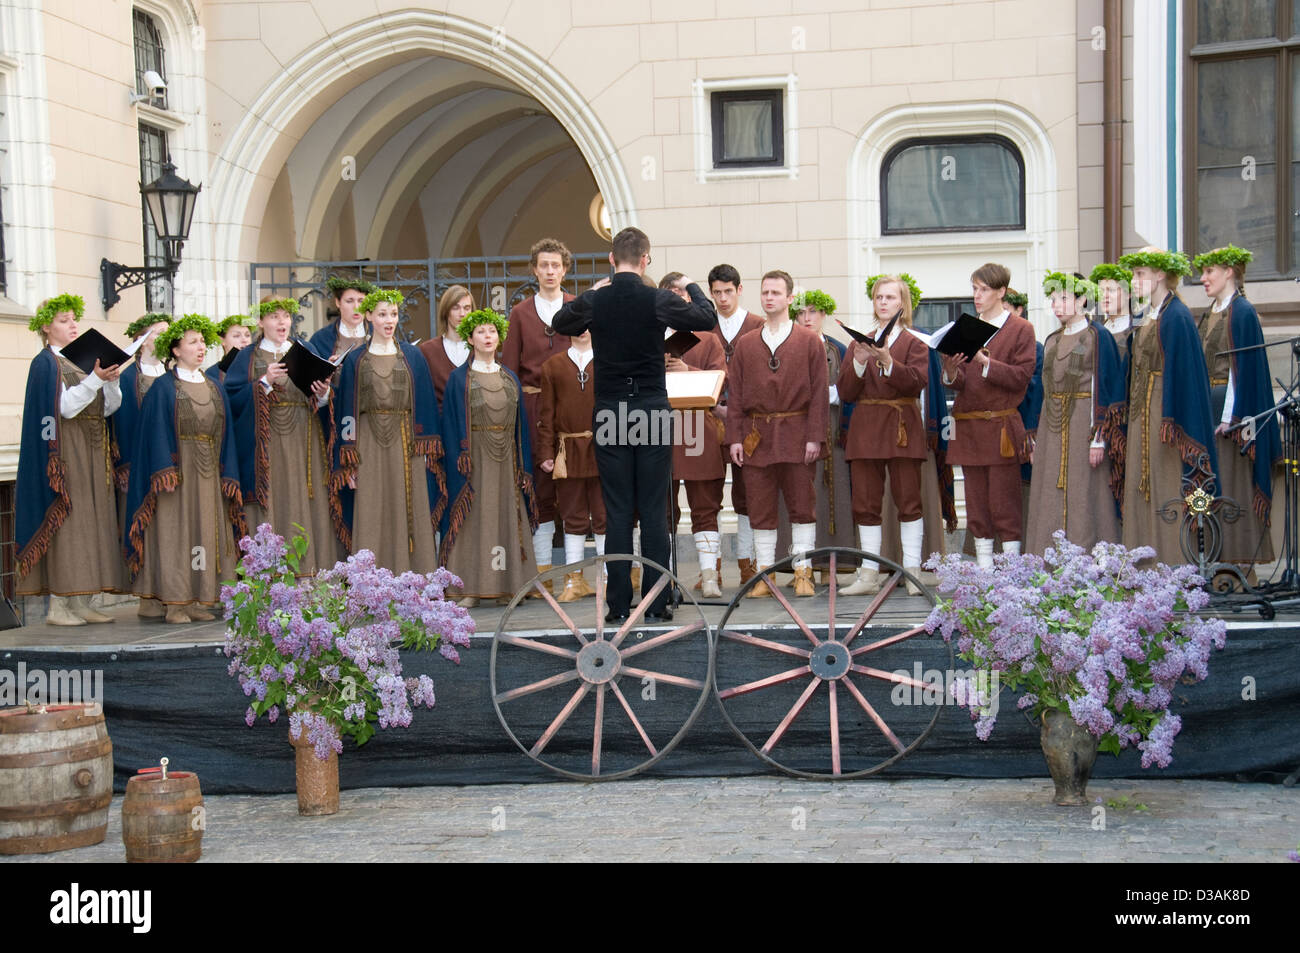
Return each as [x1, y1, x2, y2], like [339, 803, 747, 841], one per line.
[134, 8, 169, 309]
[881, 135, 1025, 234]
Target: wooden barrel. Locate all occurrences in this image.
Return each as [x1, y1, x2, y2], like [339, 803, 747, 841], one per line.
[0, 703, 113, 854]
[122, 770, 203, 863]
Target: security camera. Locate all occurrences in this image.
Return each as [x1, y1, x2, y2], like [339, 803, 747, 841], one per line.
[130, 70, 167, 105]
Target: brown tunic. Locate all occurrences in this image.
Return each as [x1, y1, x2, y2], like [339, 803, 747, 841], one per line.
[418, 336, 465, 407]
[672, 332, 727, 482]
[1122, 315, 1188, 565]
[350, 352, 439, 573]
[445, 368, 537, 598]
[133, 378, 238, 605]
[537, 351, 598, 479]
[502, 294, 574, 445]
[837, 329, 928, 461]
[1025, 325, 1120, 555]
[712, 312, 764, 515]
[244, 347, 341, 574]
[725, 323, 829, 466]
[1197, 300, 1273, 563]
[945, 315, 1037, 466]
[18, 355, 123, 597]
[1106, 318, 1134, 353]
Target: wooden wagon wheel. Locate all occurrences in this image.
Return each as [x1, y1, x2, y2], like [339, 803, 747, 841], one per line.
[490, 554, 713, 781]
[713, 546, 951, 779]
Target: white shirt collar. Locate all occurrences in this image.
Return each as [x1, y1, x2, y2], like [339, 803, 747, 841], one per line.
[1212, 291, 1235, 314]
[176, 366, 205, 383]
[368, 338, 398, 355]
[1105, 314, 1131, 334]
[1063, 316, 1089, 335]
[718, 308, 749, 341]
[443, 336, 470, 365]
[259, 338, 290, 356]
[761, 317, 793, 352]
[338, 320, 367, 339]
[471, 358, 499, 373]
[140, 361, 166, 377]
[568, 346, 593, 371]
[985, 309, 1010, 329]
[50, 344, 63, 355]
[534, 293, 563, 326]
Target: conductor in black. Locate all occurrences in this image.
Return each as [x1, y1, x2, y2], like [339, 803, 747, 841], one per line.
[554, 227, 715, 622]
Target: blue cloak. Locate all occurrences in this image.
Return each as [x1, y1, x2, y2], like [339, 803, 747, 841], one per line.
[224, 335, 336, 514]
[1122, 295, 1221, 498]
[1222, 295, 1282, 523]
[112, 358, 168, 491]
[922, 347, 958, 532]
[331, 340, 444, 551]
[121, 370, 245, 575]
[308, 320, 370, 361]
[438, 360, 537, 566]
[825, 335, 853, 447]
[1018, 340, 1045, 484]
[15, 350, 79, 578]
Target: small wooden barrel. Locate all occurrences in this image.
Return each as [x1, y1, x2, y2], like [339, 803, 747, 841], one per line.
[0, 703, 113, 854]
[122, 771, 203, 863]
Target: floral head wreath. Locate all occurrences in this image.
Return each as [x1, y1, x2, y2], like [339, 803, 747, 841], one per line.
[326, 275, 378, 298]
[154, 314, 219, 362]
[456, 308, 509, 346]
[30, 293, 85, 333]
[1117, 249, 1192, 279]
[1042, 271, 1099, 304]
[217, 314, 258, 336]
[789, 289, 837, 320]
[1003, 289, 1029, 309]
[866, 273, 923, 311]
[1192, 244, 1253, 273]
[124, 312, 172, 340]
[257, 298, 301, 319]
[359, 288, 404, 315]
[1089, 263, 1132, 286]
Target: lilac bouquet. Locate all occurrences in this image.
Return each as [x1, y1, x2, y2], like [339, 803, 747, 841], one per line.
[924, 531, 1226, 768]
[222, 524, 475, 759]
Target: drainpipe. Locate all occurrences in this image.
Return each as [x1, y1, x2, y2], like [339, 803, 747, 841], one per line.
[1103, 0, 1123, 260]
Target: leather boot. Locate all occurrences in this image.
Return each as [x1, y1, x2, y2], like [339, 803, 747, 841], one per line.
[558, 572, 586, 603]
[745, 572, 773, 598]
[737, 558, 756, 586]
[840, 567, 882, 596]
[71, 595, 114, 624]
[700, 568, 722, 598]
[188, 605, 217, 621]
[137, 597, 165, 619]
[164, 605, 192, 624]
[46, 596, 86, 627]
[793, 567, 816, 597]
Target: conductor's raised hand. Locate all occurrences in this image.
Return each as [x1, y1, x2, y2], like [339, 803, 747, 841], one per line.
[92, 359, 121, 382]
[729, 442, 745, 467]
[590, 277, 611, 291]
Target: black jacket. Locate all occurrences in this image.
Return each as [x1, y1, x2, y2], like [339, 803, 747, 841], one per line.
[553, 272, 715, 401]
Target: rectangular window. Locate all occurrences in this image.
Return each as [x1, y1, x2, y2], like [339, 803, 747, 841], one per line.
[882, 136, 1025, 234]
[132, 9, 167, 109]
[138, 123, 170, 311]
[1186, 0, 1298, 277]
[710, 89, 783, 169]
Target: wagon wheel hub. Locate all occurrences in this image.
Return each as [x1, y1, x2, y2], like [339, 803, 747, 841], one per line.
[809, 640, 851, 680]
[576, 640, 622, 684]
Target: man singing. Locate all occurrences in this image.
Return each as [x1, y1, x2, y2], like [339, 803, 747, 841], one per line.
[554, 227, 715, 622]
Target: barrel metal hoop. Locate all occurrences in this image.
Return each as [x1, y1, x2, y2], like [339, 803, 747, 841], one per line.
[0, 737, 113, 769]
[0, 791, 112, 821]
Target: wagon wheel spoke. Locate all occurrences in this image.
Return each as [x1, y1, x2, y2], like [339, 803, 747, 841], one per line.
[850, 625, 927, 656]
[827, 552, 838, 639]
[530, 683, 591, 757]
[592, 684, 606, 777]
[763, 572, 821, 647]
[495, 667, 581, 704]
[715, 664, 813, 701]
[718, 629, 813, 660]
[610, 574, 671, 647]
[619, 665, 704, 691]
[534, 578, 589, 647]
[841, 570, 903, 647]
[760, 678, 822, 755]
[609, 680, 658, 757]
[841, 675, 906, 754]
[828, 680, 841, 776]
[496, 634, 578, 661]
[594, 558, 608, 640]
[618, 620, 706, 660]
[849, 663, 928, 691]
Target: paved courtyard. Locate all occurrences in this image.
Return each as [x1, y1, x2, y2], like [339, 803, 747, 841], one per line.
[4, 777, 1295, 863]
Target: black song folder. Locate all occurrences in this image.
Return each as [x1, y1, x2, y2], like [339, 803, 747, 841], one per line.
[930, 312, 1000, 361]
[59, 327, 131, 376]
[283, 341, 336, 395]
[665, 330, 701, 359]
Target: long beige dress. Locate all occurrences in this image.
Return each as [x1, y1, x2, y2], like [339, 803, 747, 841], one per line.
[350, 352, 439, 574]
[18, 354, 123, 597]
[1122, 317, 1188, 565]
[446, 368, 536, 599]
[1197, 305, 1273, 564]
[1025, 326, 1121, 554]
[243, 348, 341, 573]
[133, 379, 238, 605]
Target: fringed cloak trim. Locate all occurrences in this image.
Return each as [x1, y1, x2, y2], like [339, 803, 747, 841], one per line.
[427, 435, 448, 528]
[1160, 418, 1217, 492]
[518, 470, 539, 533]
[1254, 485, 1272, 526]
[125, 466, 180, 576]
[935, 450, 958, 533]
[16, 454, 71, 579]
[252, 384, 272, 508]
[330, 445, 361, 491]
[438, 485, 474, 566]
[221, 477, 248, 540]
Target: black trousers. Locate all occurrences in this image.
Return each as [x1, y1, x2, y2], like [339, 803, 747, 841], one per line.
[594, 396, 673, 615]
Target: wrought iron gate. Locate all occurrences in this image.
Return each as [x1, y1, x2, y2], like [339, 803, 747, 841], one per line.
[249, 255, 610, 340]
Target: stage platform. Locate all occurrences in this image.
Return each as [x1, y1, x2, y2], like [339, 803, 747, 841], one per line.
[2, 558, 1298, 794]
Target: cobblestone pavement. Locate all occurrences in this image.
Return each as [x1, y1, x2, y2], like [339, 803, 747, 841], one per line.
[5, 778, 1296, 863]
